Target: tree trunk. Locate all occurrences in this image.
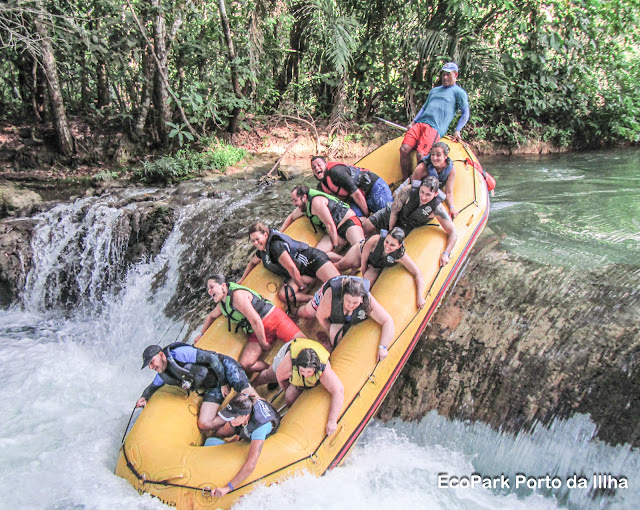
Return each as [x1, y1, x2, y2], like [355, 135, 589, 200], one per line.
[217, 0, 244, 132]
[96, 61, 110, 108]
[152, 0, 170, 144]
[33, 15, 74, 155]
[134, 49, 155, 138]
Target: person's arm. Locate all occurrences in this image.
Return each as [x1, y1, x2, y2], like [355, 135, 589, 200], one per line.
[137, 375, 164, 407]
[214, 439, 265, 497]
[368, 294, 395, 362]
[453, 106, 470, 142]
[312, 197, 340, 247]
[397, 254, 426, 309]
[233, 290, 269, 351]
[360, 236, 378, 275]
[193, 305, 222, 345]
[351, 189, 369, 216]
[281, 208, 303, 232]
[389, 186, 410, 231]
[277, 251, 305, 289]
[238, 255, 261, 284]
[410, 161, 428, 183]
[319, 361, 344, 436]
[434, 204, 458, 266]
[315, 287, 333, 334]
[444, 165, 457, 218]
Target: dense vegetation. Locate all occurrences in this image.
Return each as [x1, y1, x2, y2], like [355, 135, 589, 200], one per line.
[1, 0, 639, 158]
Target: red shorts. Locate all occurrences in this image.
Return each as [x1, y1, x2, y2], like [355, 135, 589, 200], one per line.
[248, 306, 301, 345]
[402, 123, 440, 156]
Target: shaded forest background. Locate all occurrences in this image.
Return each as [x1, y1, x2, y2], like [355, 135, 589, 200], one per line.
[1, 0, 639, 163]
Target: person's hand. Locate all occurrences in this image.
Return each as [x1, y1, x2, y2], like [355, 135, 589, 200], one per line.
[259, 341, 271, 352]
[213, 484, 232, 498]
[417, 295, 426, 309]
[377, 345, 389, 362]
[193, 333, 202, 345]
[439, 251, 451, 267]
[326, 420, 338, 436]
[136, 397, 147, 408]
[452, 131, 462, 143]
[221, 385, 230, 398]
[408, 121, 415, 129]
[449, 207, 458, 219]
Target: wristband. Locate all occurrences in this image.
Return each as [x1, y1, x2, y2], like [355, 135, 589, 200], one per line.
[227, 482, 234, 491]
[378, 345, 387, 350]
[443, 251, 449, 257]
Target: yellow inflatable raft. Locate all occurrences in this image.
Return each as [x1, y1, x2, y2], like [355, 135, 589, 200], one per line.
[116, 135, 490, 508]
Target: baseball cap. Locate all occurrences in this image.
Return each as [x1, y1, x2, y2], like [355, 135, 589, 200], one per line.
[218, 400, 252, 421]
[141, 345, 162, 369]
[441, 62, 459, 73]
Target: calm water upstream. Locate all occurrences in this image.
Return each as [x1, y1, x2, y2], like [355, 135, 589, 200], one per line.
[0, 147, 638, 510]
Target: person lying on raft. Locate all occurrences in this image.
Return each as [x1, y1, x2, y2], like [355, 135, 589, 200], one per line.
[335, 227, 426, 309]
[194, 274, 304, 375]
[310, 156, 393, 217]
[238, 222, 340, 311]
[408, 142, 457, 218]
[362, 176, 458, 267]
[208, 393, 281, 498]
[281, 185, 365, 254]
[315, 276, 394, 362]
[137, 342, 258, 432]
[252, 338, 344, 436]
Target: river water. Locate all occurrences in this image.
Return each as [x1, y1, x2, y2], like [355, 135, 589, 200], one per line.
[0, 147, 638, 510]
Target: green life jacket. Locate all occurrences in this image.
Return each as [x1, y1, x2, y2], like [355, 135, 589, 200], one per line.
[219, 283, 273, 334]
[304, 189, 350, 231]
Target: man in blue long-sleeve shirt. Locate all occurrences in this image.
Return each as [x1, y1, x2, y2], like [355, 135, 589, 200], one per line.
[399, 62, 470, 178]
[136, 343, 258, 431]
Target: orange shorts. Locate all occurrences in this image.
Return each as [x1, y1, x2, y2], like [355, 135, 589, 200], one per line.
[402, 123, 440, 156]
[248, 306, 301, 345]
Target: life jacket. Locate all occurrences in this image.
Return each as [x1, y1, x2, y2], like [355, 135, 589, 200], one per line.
[304, 189, 350, 232]
[422, 155, 453, 186]
[159, 342, 218, 392]
[398, 187, 445, 232]
[328, 276, 371, 343]
[236, 399, 281, 441]
[368, 230, 405, 269]
[319, 163, 378, 198]
[258, 229, 310, 278]
[219, 283, 273, 334]
[289, 338, 330, 389]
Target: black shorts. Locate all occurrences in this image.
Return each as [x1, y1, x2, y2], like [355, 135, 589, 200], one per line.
[202, 355, 250, 404]
[337, 216, 363, 240]
[368, 203, 392, 233]
[297, 247, 331, 277]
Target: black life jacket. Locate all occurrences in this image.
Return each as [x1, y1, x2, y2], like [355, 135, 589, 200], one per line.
[368, 230, 405, 269]
[319, 162, 378, 197]
[159, 342, 218, 392]
[328, 276, 371, 330]
[398, 188, 445, 232]
[258, 229, 310, 278]
[236, 399, 281, 441]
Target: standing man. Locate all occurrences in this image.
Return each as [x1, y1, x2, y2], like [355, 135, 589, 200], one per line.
[399, 62, 470, 178]
[310, 156, 393, 217]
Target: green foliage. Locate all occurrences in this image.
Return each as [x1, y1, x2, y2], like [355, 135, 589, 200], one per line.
[134, 139, 246, 183]
[0, 0, 638, 150]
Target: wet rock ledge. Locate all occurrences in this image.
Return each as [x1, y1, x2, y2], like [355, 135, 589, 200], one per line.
[379, 230, 640, 448]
